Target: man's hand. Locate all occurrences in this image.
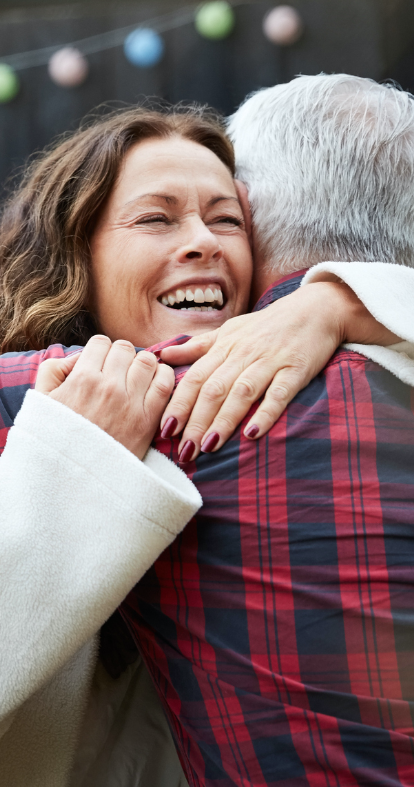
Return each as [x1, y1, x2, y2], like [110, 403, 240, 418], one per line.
[36, 335, 174, 460]
[159, 281, 400, 462]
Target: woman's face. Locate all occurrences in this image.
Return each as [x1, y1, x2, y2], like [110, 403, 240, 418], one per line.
[89, 136, 253, 347]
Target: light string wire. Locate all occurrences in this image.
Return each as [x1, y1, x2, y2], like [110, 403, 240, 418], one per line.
[1, 1, 252, 71]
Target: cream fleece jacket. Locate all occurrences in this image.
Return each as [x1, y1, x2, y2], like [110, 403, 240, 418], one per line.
[0, 389, 201, 787]
[302, 261, 414, 385]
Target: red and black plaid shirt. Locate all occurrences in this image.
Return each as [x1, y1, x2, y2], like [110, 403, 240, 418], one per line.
[1, 272, 414, 785]
[123, 272, 414, 786]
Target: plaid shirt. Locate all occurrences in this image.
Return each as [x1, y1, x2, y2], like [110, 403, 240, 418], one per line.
[122, 272, 414, 787]
[1, 273, 414, 785]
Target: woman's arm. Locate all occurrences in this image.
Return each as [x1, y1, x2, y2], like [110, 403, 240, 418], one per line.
[159, 265, 414, 460]
[0, 337, 201, 726]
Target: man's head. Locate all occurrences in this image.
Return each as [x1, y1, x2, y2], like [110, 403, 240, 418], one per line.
[228, 74, 414, 292]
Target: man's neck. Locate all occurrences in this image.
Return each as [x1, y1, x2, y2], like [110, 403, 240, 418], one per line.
[251, 261, 294, 307]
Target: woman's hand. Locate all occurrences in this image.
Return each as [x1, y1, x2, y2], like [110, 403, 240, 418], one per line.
[159, 281, 400, 462]
[35, 335, 174, 460]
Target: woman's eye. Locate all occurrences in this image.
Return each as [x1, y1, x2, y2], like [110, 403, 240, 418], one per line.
[136, 215, 169, 225]
[214, 216, 243, 226]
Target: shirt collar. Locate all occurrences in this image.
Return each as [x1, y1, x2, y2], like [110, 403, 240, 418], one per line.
[253, 268, 309, 312]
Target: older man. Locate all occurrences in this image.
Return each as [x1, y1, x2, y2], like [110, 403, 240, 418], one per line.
[122, 75, 414, 786]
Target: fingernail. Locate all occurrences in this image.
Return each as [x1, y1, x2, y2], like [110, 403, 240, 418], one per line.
[161, 416, 178, 439]
[245, 425, 259, 439]
[178, 440, 196, 463]
[201, 432, 220, 453]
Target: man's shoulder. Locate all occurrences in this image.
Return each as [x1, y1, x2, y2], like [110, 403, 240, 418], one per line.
[187, 345, 414, 489]
[294, 344, 413, 420]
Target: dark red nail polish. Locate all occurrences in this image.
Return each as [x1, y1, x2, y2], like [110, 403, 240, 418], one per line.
[201, 432, 220, 453]
[179, 440, 195, 463]
[161, 416, 178, 439]
[245, 424, 259, 439]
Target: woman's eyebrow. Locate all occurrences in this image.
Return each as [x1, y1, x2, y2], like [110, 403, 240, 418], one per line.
[122, 193, 178, 210]
[208, 196, 240, 207]
[120, 193, 239, 214]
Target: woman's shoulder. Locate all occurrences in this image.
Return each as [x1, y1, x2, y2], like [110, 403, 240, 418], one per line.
[0, 344, 82, 453]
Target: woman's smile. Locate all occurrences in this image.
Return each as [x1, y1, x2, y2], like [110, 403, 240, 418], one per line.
[89, 136, 253, 348]
[158, 280, 225, 312]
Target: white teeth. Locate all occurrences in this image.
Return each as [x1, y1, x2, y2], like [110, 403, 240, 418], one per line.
[161, 285, 223, 308]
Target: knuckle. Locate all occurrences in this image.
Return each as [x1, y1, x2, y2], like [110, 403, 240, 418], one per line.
[154, 379, 173, 398]
[255, 403, 279, 426]
[75, 368, 96, 387]
[195, 336, 213, 351]
[214, 413, 236, 431]
[167, 396, 192, 415]
[113, 339, 135, 352]
[89, 334, 111, 346]
[186, 366, 208, 387]
[232, 378, 258, 400]
[135, 351, 157, 369]
[183, 422, 206, 439]
[287, 353, 309, 372]
[38, 358, 58, 371]
[104, 379, 123, 399]
[267, 384, 290, 404]
[202, 378, 227, 402]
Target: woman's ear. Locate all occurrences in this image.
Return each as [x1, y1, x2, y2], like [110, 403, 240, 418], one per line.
[235, 179, 252, 244]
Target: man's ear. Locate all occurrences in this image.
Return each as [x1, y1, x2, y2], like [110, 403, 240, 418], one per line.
[235, 179, 252, 244]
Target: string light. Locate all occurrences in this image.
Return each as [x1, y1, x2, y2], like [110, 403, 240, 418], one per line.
[263, 6, 304, 46]
[195, 2, 235, 40]
[48, 47, 89, 87]
[0, 5, 198, 71]
[0, 1, 289, 100]
[124, 28, 165, 68]
[0, 64, 19, 103]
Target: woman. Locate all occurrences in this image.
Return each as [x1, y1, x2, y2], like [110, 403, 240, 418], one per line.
[0, 104, 412, 787]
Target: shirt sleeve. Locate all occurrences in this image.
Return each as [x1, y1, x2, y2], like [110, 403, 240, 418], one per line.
[0, 389, 202, 726]
[301, 261, 414, 386]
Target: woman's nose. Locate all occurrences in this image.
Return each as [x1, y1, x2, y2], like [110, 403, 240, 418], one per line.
[175, 220, 223, 265]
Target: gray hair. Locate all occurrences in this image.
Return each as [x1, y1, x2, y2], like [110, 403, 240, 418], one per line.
[227, 74, 414, 274]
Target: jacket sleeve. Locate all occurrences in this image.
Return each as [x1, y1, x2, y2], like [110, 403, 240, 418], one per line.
[301, 261, 414, 386]
[0, 389, 202, 727]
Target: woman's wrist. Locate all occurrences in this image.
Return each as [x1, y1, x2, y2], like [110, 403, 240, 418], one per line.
[309, 280, 400, 347]
[308, 280, 401, 347]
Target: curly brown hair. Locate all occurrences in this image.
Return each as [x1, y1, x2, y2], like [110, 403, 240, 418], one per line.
[0, 105, 235, 352]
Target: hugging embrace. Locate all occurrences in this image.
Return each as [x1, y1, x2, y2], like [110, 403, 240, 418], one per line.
[1, 73, 414, 787]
